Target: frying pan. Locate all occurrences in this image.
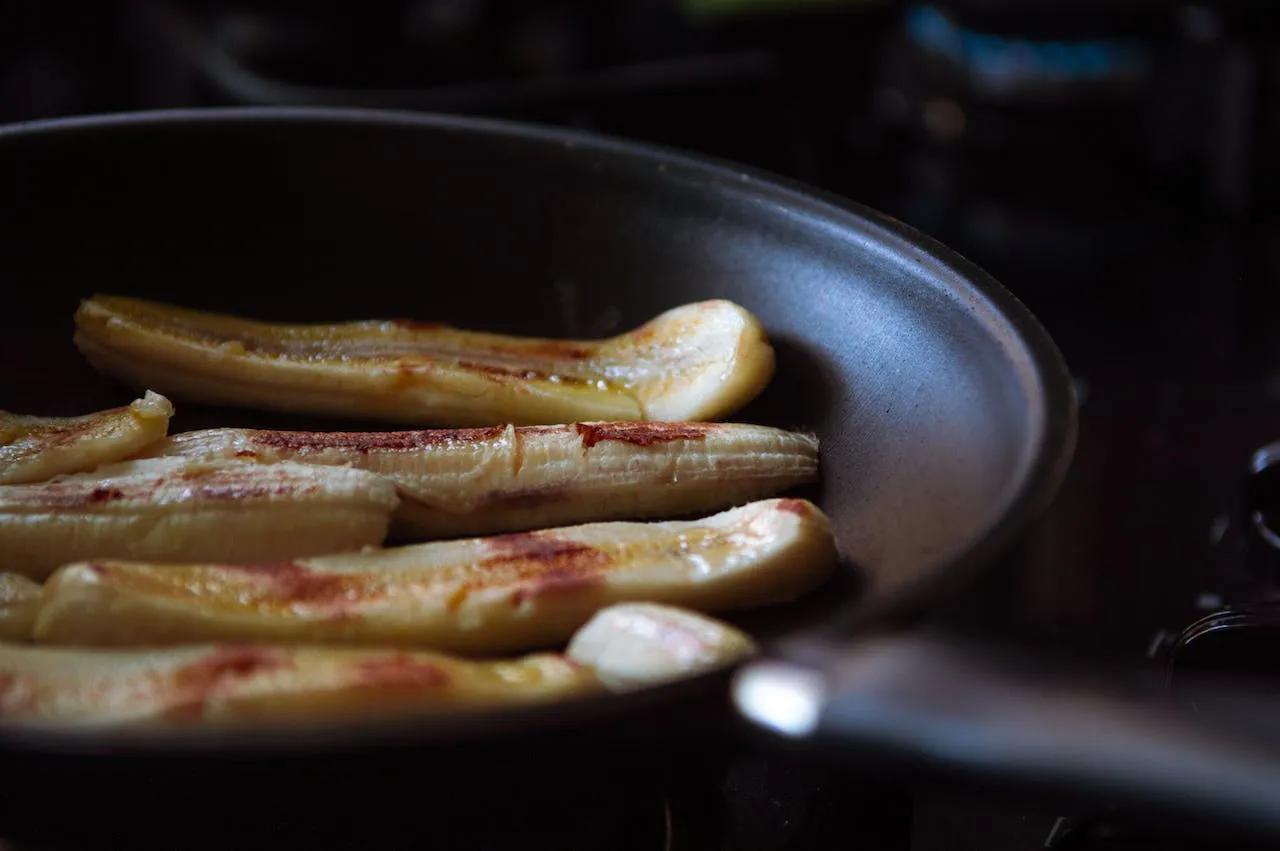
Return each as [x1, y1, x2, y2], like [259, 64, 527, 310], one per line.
[0, 108, 1073, 842]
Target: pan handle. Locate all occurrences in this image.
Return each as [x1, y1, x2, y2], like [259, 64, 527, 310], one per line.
[732, 634, 1280, 840]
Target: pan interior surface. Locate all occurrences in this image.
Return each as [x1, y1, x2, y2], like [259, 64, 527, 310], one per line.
[0, 108, 1073, 752]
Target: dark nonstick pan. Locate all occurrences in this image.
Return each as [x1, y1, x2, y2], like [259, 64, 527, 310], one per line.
[0, 108, 1073, 841]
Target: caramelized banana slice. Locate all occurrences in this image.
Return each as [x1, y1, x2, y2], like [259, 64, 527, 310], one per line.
[0, 643, 592, 728]
[0, 574, 42, 641]
[0, 603, 755, 727]
[0, 391, 173, 485]
[35, 498, 837, 655]
[567, 602, 758, 691]
[0, 457, 398, 581]
[148, 422, 819, 538]
[73, 295, 775, 426]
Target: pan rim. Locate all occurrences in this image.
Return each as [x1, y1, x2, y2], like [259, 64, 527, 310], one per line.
[0, 105, 1077, 757]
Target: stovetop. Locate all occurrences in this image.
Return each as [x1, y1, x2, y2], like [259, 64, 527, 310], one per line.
[6, 2, 1280, 849]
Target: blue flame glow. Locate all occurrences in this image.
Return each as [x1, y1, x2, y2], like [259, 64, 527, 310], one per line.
[905, 5, 1151, 94]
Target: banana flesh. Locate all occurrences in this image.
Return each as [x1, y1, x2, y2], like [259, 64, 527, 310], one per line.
[147, 422, 820, 539]
[0, 574, 42, 641]
[34, 498, 838, 655]
[0, 391, 173, 485]
[0, 457, 398, 581]
[0, 603, 755, 727]
[566, 602, 758, 692]
[73, 294, 776, 426]
[0, 642, 591, 728]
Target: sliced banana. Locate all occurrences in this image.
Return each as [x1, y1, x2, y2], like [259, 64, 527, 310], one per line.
[0, 391, 174, 485]
[0, 643, 592, 728]
[567, 602, 758, 691]
[35, 498, 838, 655]
[147, 421, 819, 538]
[0, 574, 42, 641]
[73, 294, 775, 426]
[0, 603, 756, 727]
[0, 457, 398, 581]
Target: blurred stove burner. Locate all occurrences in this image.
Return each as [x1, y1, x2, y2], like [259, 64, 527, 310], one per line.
[1245, 441, 1280, 567]
[903, 4, 1152, 102]
[1154, 441, 1280, 691]
[1165, 604, 1280, 703]
[1049, 520, 1280, 851]
[1048, 812, 1278, 851]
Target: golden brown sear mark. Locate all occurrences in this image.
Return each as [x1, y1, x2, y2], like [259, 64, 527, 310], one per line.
[456, 361, 607, 389]
[482, 533, 609, 607]
[3, 484, 132, 510]
[479, 485, 572, 511]
[508, 569, 604, 607]
[3, 406, 130, 448]
[627, 320, 660, 346]
[176, 646, 292, 689]
[251, 425, 506, 454]
[84, 562, 363, 614]
[216, 563, 358, 610]
[164, 646, 293, 719]
[574, 422, 716, 449]
[189, 483, 310, 501]
[0, 673, 28, 713]
[365, 320, 595, 360]
[458, 361, 546, 381]
[509, 341, 594, 360]
[2, 463, 346, 508]
[351, 655, 451, 689]
[775, 498, 812, 517]
[483, 532, 599, 565]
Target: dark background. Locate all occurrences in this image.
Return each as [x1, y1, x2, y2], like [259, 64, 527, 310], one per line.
[6, 2, 1280, 848]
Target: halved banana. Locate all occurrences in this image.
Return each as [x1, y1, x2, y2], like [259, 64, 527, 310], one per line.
[146, 421, 819, 538]
[35, 498, 837, 655]
[0, 603, 756, 727]
[0, 391, 174, 485]
[0, 642, 591, 728]
[73, 294, 775, 426]
[0, 457, 398, 581]
[567, 602, 758, 692]
[0, 574, 42, 641]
